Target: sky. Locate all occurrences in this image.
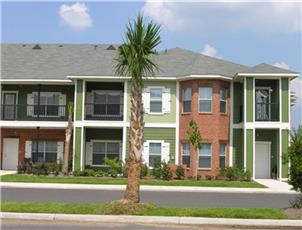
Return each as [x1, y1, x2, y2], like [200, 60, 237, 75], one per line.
[1, 0, 301, 128]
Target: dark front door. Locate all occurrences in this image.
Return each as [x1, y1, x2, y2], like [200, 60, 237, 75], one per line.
[3, 93, 16, 120]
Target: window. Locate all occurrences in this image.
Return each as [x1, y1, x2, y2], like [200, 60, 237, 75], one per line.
[219, 144, 226, 168]
[150, 88, 163, 113]
[183, 88, 191, 113]
[181, 143, 190, 167]
[220, 89, 227, 113]
[34, 93, 60, 116]
[93, 92, 121, 116]
[149, 142, 161, 168]
[199, 87, 212, 112]
[32, 140, 57, 163]
[92, 141, 120, 166]
[198, 143, 212, 169]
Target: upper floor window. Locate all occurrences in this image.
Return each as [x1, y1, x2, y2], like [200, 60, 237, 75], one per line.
[199, 87, 212, 113]
[181, 143, 190, 168]
[183, 88, 191, 113]
[93, 92, 121, 116]
[32, 140, 57, 163]
[33, 93, 61, 117]
[198, 143, 212, 169]
[150, 88, 163, 113]
[220, 89, 227, 113]
[219, 143, 226, 168]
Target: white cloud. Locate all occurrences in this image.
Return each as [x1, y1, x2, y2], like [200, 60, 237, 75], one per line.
[141, 1, 301, 34]
[201, 44, 222, 59]
[273, 62, 290, 70]
[59, 2, 92, 30]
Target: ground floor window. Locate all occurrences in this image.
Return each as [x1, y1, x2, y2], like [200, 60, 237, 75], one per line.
[181, 143, 190, 168]
[198, 143, 212, 169]
[92, 141, 120, 166]
[32, 140, 57, 163]
[149, 142, 162, 168]
[219, 143, 226, 168]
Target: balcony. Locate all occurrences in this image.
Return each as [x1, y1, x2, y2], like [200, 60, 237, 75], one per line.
[85, 103, 123, 121]
[0, 104, 68, 121]
[255, 102, 279, 121]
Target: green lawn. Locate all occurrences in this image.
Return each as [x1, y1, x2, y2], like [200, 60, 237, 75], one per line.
[1, 201, 287, 219]
[0, 174, 265, 188]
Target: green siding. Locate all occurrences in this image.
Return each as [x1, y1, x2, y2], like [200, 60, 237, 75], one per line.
[246, 78, 253, 122]
[281, 78, 289, 123]
[233, 129, 244, 169]
[281, 129, 289, 178]
[75, 80, 84, 121]
[256, 130, 279, 179]
[2, 84, 74, 120]
[127, 81, 176, 123]
[126, 127, 176, 163]
[86, 128, 123, 141]
[74, 127, 82, 171]
[246, 129, 253, 173]
[233, 83, 243, 124]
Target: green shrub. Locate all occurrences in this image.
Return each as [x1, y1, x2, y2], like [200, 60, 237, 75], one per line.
[161, 162, 173, 181]
[175, 165, 185, 179]
[34, 163, 49, 176]
[225, 167, 241, 181]
[152, 161, 162, 179]
[72, 169, 96, 177]
[104, 158, 122, 177]
[140, 163, 149, 178]
[95, 169, 104, 177]
[196, 175, 202, 181]
[205, 175, 213, 181]
[284, 126, 302, 193]
[241, 170, 252, 182]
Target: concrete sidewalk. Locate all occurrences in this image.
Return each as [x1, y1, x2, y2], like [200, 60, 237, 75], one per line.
[0, 182, 298, 194]
[1, 212, 301, 228]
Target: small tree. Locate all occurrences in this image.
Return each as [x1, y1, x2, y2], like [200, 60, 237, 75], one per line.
[286, 126, 302, 193]
[62, 102, 73, 174]
[187, 119, 202, 180]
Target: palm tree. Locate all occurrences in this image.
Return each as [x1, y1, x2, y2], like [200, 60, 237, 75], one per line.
[115, 15, 161, 203]
[62, 102, 73, 174]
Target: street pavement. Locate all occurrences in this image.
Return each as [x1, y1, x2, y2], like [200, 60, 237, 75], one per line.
[0, 219, 282, 230]
[1, 187, 299, 208]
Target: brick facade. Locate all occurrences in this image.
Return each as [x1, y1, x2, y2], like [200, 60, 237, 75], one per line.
[179, 79, 230, 178]
[1, 128, 72, 169]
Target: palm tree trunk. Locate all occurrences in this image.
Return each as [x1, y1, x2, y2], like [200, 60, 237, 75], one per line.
[62, 112, 72, 174]
[124, 81, 144, 203]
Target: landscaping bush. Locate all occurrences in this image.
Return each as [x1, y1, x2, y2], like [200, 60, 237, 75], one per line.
[104, 158, 122, 177]
[175, 165, 185, 179]
[95, 169, 104, 177]
[240, 170, 252, 182]
[161, 162, 173, 181]
[140, 163, 149, 178]
[205, 175, 213, 181]
[72, 169, 96, 177]
[152, 161, 162, 179]
[225, 167, 241, 181]
[33, 163, 49, 176]
[196, 175, 202, 181]
[17, 158, 34, 174]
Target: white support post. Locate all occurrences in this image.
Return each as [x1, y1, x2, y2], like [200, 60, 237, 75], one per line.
[175, 81, 180, 165]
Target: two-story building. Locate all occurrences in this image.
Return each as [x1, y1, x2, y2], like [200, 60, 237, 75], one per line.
[1, 44, 299, 181]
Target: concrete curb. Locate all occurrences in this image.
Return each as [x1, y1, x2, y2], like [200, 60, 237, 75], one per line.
[0, 182, 299, 194]
[1, 212, 301, 228]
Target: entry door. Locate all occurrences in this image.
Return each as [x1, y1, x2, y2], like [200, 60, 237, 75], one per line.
[255, 142, 271, 178]
[3, 93, 16, 120]
[3, 138, 19, 170]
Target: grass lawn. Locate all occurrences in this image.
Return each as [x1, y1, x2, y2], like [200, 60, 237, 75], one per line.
[0, 174, 265, 188]
[1, 201, 287, 219]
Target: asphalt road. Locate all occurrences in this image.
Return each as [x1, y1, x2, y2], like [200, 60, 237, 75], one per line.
[0, 219, 276, 230]
[1, 187, 298, 208]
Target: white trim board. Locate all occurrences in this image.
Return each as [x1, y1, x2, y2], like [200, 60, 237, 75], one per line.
[0, 121, 68, 128]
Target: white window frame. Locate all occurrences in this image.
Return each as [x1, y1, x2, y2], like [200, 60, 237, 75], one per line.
[181, 142, 190, 168]
[149, 87, 164, 115]
[1, 91, 19, 120]
[148, 141, 163, 168]
[32, 92, 62, 118]
[199, 87, 212, 113]
[92, 90, 123, 117]
[182, 88, 191, 113]
[198, 143, 212, 170]
[219, 143, 226, 168]
[91, 140, 121, 167]
[220, 88, 227, 114]
[31, 140, 58, 163]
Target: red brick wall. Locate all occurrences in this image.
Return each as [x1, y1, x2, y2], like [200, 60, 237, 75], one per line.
[179, 79, 230, 178]
[0, 128, 73, 169]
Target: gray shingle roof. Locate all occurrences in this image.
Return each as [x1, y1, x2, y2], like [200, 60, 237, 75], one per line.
[243, 63, 298, 74]
[0, 44, 298, 80]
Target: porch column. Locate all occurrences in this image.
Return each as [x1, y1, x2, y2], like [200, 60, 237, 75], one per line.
[245, 128, 254, 176]
[280, 129, 289, 180]
[73, 126, 83, 171]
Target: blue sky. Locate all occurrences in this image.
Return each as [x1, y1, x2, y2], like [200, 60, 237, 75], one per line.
[1, 1, 301, 127]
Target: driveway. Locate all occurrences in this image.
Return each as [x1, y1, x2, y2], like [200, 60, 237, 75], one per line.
[254, 179, 295, 193]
